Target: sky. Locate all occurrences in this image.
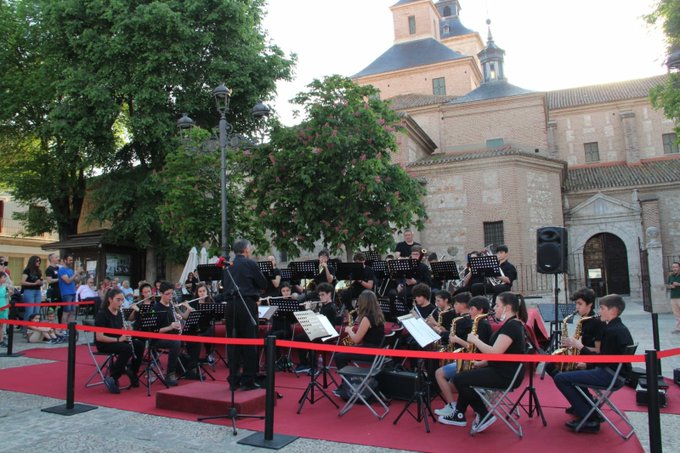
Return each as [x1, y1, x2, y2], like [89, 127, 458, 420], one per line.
[261, 0, 667, 126]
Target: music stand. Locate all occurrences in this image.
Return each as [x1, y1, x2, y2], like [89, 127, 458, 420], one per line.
[387, 258, 419, 279]
[257, 261, 274, 278]
[393, 296, 410, 318]
[379, 297, 395, 322]
[196, 302, 228, 369]
[509, 331, 547, 426]
[181, 311, 215, 381]
[138, 312, 169, 396]
[469, 255, 501, 298]
[430, 261, 460, 283]
[393, 314, 440, 432]
[280, 268, 298, 286]
[197, 264, 223, 282]
[336, 262, 364, 282]
[363, 250, 381, 262]
[290, 260, 319, 281]
[293, 310, 340, 414]
[370, 260, 389, 296]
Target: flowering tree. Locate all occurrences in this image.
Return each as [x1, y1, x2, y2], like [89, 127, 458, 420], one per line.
[243, 75, 427, 259]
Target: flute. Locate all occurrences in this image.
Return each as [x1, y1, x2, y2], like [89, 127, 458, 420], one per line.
[130, 295, 154, 307]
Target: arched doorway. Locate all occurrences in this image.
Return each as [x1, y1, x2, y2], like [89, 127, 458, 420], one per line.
[583, 233, 630, 296]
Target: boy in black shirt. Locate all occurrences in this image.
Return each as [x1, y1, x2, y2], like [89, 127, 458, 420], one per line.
[294, 283, 337, 374]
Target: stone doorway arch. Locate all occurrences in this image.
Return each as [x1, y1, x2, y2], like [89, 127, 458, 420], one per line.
[583, 233, 630, 296]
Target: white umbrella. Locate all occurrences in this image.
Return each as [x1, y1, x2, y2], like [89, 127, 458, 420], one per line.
[179, 247, 198, 293]
[199, 247, 209, 265]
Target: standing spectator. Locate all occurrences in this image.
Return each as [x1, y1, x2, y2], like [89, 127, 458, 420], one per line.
[667, 262, 680, 334]
[21, 256, 44, 326]
[184, 271, 199, 295]
[58, 255, 79, 325]
[0, 271, 10, 347]
[44, 253, 62, 313]
[0, 256, 12, 281]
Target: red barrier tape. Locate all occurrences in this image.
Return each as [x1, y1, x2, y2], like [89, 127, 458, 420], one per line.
[14, 301, 95, 307]
[0, 318, 675, 364]
[0, 304, 9, 311]
[0, 319, 68, 330]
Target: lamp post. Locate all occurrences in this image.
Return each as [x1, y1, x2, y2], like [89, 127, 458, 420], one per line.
[212, 83, 232, 258]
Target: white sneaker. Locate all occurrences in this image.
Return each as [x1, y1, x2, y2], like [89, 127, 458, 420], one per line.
[438, 410, 466, 426]
[434, 402, 456, 416]
[472, 413, 497, 433]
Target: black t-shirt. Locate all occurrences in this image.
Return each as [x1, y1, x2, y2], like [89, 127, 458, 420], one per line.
[153, 301, 176, 332]
[580, 317, 634, 375]
[94, 308, 123, 346]
[362, 314, 384, 346]
[265, 268, 282, 297]
[476, 319, 493, 345]
[488, 318, 526, 378]
[319, 302, 337, 326]
[413, 303, 435, 319]
[313, 264, 336, 286]
[579, 314, 604, 349]
[395, 241, 414, 258]
[21, 266, 42, 290]
[500, 261, 517, 285]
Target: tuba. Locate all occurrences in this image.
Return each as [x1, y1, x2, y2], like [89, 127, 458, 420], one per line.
[457, 313, 489, 372]
[481, 244, 503, 287]
[342, 309, 357, 346]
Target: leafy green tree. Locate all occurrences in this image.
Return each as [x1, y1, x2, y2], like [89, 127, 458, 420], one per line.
[0, 0, 295, 259]
[647, 1, 680, 131]
[244, 75, 427, 259]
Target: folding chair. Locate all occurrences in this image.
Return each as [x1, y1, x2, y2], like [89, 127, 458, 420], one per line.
[82, 319, 116, 388]
[337, 343, 392, 420]
[470, 363, 526, 438]
[573, 344, 638, 439]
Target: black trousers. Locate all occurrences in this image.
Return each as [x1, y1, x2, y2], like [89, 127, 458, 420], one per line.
[97, 339, 144, 380]
[225, 297, 259, 385]
[452, 367, 513, 416]
[150, 339, 181, 375]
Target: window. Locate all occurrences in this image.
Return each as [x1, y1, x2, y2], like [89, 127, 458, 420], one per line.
[483, 222, 504, 250]
[662, 133, 678, 154]
[432, 77, 446, 95]
[486, 138, 504, 149]
[408, 16, 416, 34]
[584, 142, 600, 163]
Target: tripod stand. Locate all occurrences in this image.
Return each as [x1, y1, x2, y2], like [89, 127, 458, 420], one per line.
[197, 263, 264, 436]
[509, 344, 546, 426]
[393, 359, 436, 433]
[297, 350, 339, 413]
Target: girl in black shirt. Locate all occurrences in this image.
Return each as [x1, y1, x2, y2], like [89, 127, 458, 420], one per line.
[334, 290, 386, 370]
[442, 292, 527, 431]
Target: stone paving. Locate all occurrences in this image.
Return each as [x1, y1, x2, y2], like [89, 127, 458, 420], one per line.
[1, 296, 679, 452]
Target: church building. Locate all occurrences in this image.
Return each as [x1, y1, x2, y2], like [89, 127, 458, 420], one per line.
[353, 0, 680, 305]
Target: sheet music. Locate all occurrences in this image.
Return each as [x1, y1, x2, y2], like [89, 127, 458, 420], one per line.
[294, 310, 339, 341]
[258, 305, 277, 320]
[398, 313, 441, 348]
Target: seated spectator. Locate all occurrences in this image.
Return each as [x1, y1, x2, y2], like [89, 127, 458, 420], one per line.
[26, 313, 61, 344]
[76, 277, 103, 315]
[120, 280, 134, 308]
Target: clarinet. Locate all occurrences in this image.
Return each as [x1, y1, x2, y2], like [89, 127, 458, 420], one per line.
[119, 308, 136, 360]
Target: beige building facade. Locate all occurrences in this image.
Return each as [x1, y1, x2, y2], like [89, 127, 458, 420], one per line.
[354, 0, 680, 303]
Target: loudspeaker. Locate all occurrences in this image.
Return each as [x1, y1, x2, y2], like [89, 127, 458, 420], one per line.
[536, 227, 568, 274]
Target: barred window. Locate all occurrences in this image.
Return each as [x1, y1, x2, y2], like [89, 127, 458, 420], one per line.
[483, 221, 504, 250]
[584, 142, 600, 163]
[662, 133, 678, 154]
[432, 77, 446, 95]
[408, 16, 416, 34]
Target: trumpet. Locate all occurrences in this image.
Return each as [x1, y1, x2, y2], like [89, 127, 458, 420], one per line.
[318, 263, 325, 274]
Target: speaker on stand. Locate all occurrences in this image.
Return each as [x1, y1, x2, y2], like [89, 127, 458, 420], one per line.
[536, 227, 568, 353]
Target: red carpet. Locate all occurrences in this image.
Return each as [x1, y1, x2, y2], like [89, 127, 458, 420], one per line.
[3, 347, 676, 452]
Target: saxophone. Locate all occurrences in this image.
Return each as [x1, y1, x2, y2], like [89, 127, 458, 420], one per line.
[561, 315, 595, 372]
[439, 314, 467, 367]
[458, 313, 489, 372]
[551, 311, 577, 372]
[342, 309, 357, 346]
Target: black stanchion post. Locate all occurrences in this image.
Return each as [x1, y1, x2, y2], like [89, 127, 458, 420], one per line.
[42, 322, 98, 416]
[1, 301, 23, 357]
[645, 350, 662, 453]
[238, 335, 298, 449]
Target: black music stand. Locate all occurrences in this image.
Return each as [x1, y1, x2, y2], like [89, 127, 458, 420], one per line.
[509, 333, 547, 426]
[198, 265, 264, 436]
[257, 261, 274, 279]
[363, 250, 381, 262]
[269, 298, 301, 371]
[290, 260, 319, 281]
[196, 302, 228, 369]
[469, 255, 501, 298]
[138, 313, 169, 396]
[336, 262, 364, 282]
[181, 311, 215, 381]
[387, 258, 419, 279]
[197, 264, 223, 282]
[430, 261, 460, 285]
[370, 260, 389, 295]
[379, 297, 395, 322]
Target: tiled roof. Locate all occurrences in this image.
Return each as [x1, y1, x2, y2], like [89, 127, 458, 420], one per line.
[388, 93, 458, 110]
[565, 158, 680, 192]
[447, 79, 535, 104]
[441, 16, 476, 38]
[353, 38, 466, 78]
[406, 145, 564, 167]
[547, 75, 668, 110]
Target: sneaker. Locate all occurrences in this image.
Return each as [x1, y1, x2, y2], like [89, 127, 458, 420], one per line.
[166, 373, 178, 387]
[438, 409, 466, 426]
[472, 413, 497, 433]
[294, 365, 311, 374]
[207, 354, 216, 365]
[0, 340, 8, 348]
[434, 402, 456, 417]
[103, 377, 120, 394]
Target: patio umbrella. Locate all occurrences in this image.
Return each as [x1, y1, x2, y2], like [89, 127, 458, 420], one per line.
[179, 247, 198, 293]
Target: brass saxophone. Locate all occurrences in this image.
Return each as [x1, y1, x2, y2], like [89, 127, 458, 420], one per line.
[551, 311, 577, 371]
[458, 313, 489, 372]
[439, 314, 467, 367]
[342, 309, 357, 346]
[559, 314, 595, 372]
[430, 308, 450, 351]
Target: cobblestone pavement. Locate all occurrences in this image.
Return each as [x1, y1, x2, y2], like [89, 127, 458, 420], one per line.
[1, 296, 679, 452]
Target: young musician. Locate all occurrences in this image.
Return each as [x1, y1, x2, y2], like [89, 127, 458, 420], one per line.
[223, 239, 268, 391]
[95, 288, 145, 394]
[453, 251, 483, 295]
[264, 255, 282, 297]
[441, 292, 527, 432]
[149, 281, 186, 386]
[411, 283, 436, 319]
[555, 294, 634, 433]
[427, 290, 467, 343]
[545, 287, 604, 380]
[340, 252, 377, 311]
[334, 290, 386, 370]
[434, 295, 492, 417]
[294, 282, 337, 373]
[471, 245, 517, 298]
[127, 282, 154, 327]
[667, 262, 680, 333]
[186, 282, 216, 369]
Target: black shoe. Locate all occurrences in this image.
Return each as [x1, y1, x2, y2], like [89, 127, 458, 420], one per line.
[565, 406, 575, 414]
[184, 370, 201, 380]
[566, 418, 600, 433]
[240, 382, 262, 391]
[125, 368, 140, 388]
[166, 373, 178, 387]
[103, 377, 120, 394]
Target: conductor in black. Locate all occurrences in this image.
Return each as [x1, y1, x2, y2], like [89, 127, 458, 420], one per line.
[224, 239, 268, 390]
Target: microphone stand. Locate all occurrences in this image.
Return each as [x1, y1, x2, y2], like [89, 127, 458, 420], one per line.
[198, 263, 263, 436]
